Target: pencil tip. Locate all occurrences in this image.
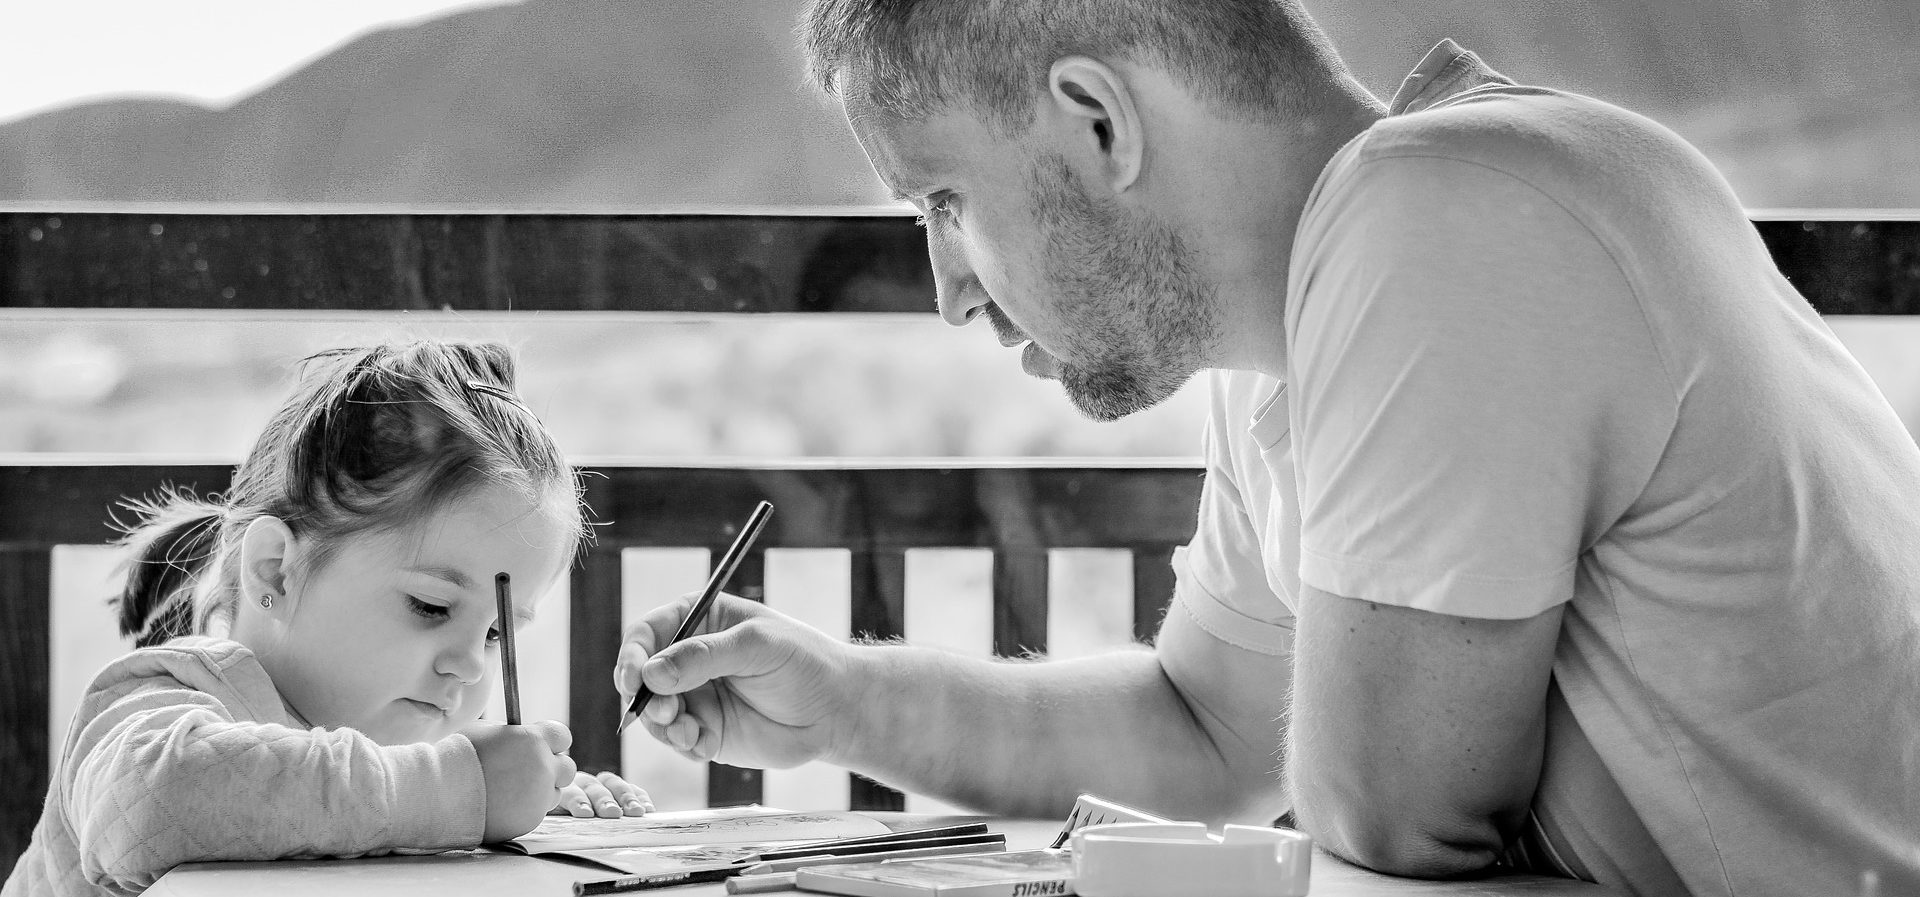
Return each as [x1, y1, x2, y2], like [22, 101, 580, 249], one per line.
[616, 712, 632, 736]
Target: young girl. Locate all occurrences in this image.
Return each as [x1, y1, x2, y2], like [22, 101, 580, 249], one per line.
[3, 339, 650, 897]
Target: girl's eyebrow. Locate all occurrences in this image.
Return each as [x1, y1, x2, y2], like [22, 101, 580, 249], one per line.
[405, 564, 474, 590]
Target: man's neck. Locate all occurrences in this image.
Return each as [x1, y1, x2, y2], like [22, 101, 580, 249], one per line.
[1194, 80, 1383, 378]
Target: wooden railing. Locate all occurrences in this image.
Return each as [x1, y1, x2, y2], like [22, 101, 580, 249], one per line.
[2, 211, 1915, 879]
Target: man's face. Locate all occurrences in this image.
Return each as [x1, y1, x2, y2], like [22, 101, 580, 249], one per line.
[845, 94, 1218, 421]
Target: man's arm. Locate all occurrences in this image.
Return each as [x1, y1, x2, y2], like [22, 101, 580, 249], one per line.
[848, 588, 1292, 824]
[1288, 584, 1560, 876]
[624, 592, 1292, 826]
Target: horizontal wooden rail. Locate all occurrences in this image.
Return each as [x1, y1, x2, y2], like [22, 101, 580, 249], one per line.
[0, 462, 1202, 877]
[2, 212, 1917, 314]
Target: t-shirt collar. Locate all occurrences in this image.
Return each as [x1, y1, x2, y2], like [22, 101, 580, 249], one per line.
[1387, 38, 1516, 115]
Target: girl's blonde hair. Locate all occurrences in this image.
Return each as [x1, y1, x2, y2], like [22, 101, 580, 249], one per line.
[112, 339, 585, 646]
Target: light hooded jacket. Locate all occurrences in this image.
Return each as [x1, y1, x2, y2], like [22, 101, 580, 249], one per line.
[3, 637, 485, 896]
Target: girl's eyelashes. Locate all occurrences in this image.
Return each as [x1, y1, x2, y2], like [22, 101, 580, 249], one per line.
[408, 593, 502, 644]
[406, 595, 450, 620]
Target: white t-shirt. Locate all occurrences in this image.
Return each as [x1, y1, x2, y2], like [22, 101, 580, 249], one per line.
[1178, 41, 1920, 897]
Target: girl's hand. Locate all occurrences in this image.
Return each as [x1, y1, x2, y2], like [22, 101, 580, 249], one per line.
[551, 770, 654, 817]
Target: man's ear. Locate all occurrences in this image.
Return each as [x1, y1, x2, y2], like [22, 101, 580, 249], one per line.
[1046, 55, 1144, 193]
[239, 515, 299, 622]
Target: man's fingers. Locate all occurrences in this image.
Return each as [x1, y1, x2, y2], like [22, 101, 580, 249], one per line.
[645, 617, 787, 696]
[615, 593, 738, 698]
[614, 640, 648, 699]
[643, 692, 680, 726]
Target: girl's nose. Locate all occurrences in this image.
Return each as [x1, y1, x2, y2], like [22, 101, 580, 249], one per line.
[435, 637, 486, 685]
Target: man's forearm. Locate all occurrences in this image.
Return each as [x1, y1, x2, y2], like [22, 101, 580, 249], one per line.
[824, 643, 1288, 824]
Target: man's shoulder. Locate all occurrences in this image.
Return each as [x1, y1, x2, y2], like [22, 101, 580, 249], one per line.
[1341, 84, 1710, 211]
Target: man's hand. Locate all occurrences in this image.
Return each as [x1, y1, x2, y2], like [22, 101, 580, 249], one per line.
[614, 593, 857, 769]
[465, 720, 578, 842]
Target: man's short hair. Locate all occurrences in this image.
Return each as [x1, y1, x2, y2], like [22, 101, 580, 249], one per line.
[801, 0, 1350, 133]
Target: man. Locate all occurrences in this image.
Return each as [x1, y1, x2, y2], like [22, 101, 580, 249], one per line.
[616, 2, 1920, 894]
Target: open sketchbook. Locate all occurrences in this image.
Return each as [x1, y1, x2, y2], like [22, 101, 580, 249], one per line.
[499, 806, 894, 875]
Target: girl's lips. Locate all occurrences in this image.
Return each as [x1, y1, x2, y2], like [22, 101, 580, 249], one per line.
[403, 698, 449, 716]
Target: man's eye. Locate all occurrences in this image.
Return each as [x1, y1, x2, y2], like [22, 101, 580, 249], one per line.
[915, 194, 959, 229]
[407, 596, 450, 620]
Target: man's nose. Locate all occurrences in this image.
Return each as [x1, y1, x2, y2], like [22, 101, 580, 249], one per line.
[929, 235, 987, 327]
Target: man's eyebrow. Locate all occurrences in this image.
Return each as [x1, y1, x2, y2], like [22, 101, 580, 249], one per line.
[406, 564, 474, 590]
[887, 182, 936, 204]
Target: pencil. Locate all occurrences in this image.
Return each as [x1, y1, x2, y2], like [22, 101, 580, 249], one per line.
[495, 571, 521, 725]
[617, 500, 774, 736]
[746, 832, 1004, 865]
[573, 866, 740, 896]
[738, 837, 1008, 875]
[744, 822, 991, 861]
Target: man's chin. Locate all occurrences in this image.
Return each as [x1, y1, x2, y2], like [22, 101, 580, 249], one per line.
[1063, 381, 1164, 423]
[1060, 365, 1192, 422]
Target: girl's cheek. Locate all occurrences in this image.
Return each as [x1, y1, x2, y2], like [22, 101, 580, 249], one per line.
[453, 691, 489, 729]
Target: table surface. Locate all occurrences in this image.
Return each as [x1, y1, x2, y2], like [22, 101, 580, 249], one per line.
[149, 816, 1616, 896]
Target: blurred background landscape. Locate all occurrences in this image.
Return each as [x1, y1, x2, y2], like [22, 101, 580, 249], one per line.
[2, 0, 1916, 459]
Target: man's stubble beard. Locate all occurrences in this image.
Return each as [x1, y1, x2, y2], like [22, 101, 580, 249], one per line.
[1027, 154, 1220, 422]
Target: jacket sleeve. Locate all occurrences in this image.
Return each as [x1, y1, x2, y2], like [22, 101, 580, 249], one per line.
[59, 651, 486, 891]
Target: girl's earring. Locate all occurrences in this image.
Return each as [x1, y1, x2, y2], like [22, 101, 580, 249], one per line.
[259, 593, 275, 609]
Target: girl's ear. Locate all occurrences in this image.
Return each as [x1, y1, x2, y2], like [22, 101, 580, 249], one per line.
[238, 516, 300, 626]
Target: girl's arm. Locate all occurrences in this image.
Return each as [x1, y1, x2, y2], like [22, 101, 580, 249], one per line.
[61, 647, 485, 891]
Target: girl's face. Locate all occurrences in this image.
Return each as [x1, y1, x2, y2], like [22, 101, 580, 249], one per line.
[257, 481, 573, 745]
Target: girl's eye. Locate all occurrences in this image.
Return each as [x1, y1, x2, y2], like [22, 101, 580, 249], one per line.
[406, 596, 450, 620]
[485, 627, 502, 646]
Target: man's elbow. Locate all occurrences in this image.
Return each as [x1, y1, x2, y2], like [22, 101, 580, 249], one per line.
[1303, 805, 1509, 879]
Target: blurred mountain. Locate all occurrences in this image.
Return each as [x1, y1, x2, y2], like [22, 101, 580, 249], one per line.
[0, 0, 1914, 209]
[0, 0, 886, 208]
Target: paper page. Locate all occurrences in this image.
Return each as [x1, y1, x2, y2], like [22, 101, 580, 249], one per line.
[505, 806, 895, 873]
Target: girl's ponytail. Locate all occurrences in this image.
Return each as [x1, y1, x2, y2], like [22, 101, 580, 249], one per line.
[110, 488, 226, 648]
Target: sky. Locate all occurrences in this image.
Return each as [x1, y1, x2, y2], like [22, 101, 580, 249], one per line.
[0, 0, 512, 125]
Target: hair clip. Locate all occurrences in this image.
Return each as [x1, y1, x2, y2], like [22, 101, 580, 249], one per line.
[465, 379, 529, 408]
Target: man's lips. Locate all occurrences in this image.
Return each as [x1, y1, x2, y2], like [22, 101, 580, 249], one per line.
[1021, 342, 1060, 380]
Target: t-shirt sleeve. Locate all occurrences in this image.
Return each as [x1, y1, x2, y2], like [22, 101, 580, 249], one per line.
[61, 654, 486, 890]
[1287, 153, 1673, 619]
[1175, 371, 1297, 651]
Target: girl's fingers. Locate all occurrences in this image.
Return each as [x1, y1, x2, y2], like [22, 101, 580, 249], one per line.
[580, 778, 621, 818]
[596, 771, 655, 814]
[553, 782, 594, 817]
